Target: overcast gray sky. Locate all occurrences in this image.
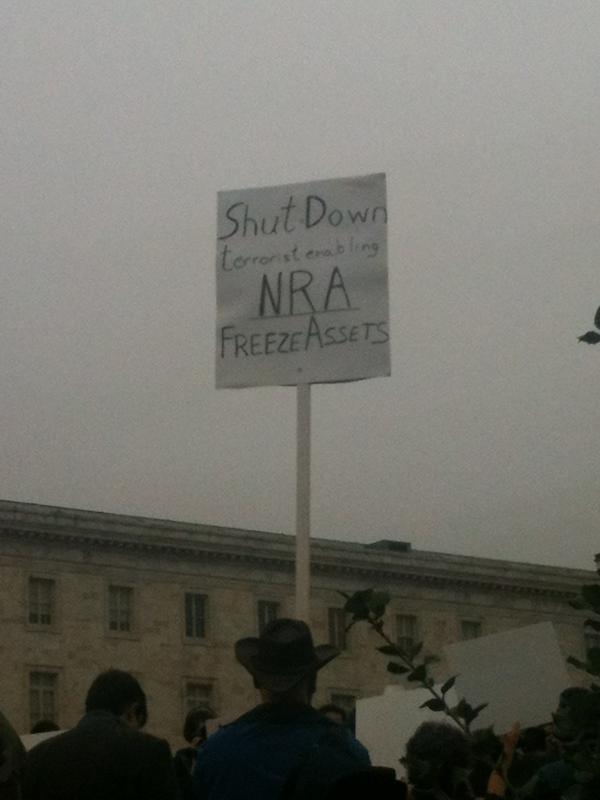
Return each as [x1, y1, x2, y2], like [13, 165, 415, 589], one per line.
[2, 1, 599, 569]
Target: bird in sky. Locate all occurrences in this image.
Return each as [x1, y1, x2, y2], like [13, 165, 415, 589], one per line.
[578, 306, 600, 344]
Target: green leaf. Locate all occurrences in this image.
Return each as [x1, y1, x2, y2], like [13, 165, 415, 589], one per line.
[367, 591, 390, 619]
[465, 703, 488, 724]
[581, 585, 600, 610]
[424, 655, 441, 665]
[407, 664, 428, 682]
[343, 589, 374, 621]
[420, 698, 445, 711]
[378, 645, 402, 656]
[441, 676, 457, 695]
[586, 647, 600, 676]
[408, 642, 424, 659]
[573, 770, 595, 783]
[387, 662, 410, 675]
[569, 598, 589, 611]
[567, 656, 588, 670]
[451, 699, 472, 720]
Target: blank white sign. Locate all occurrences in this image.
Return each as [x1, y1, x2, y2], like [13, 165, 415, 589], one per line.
[444, 621, 570, 734]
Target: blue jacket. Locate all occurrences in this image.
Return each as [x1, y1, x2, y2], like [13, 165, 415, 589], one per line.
[192, 703, 370, 800]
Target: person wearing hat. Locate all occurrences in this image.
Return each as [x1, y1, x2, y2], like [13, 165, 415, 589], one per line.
[192, 618, 370, 800]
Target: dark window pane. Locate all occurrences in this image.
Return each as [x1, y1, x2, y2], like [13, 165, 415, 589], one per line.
[108, 586, 133, 632]
[328, 608, 347, 649]
[258, 601, 279, 634]
[28, 578, 55, 626]
[185, 682, 213, 714]
[185, 594, 207, 639]
[396, 615, 418, 651]
[29, 671, 58, 730]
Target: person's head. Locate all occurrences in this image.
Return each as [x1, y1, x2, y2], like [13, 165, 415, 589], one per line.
[520, 726, 547, 753]
[553, 687, 594, 742]
[183, 705, 216, 746]
[235, 618, 339, 706]
[404, 722, 473, 799]
[318, 704, 347, 726]
[468, 728, 503, 797]
[30, 719, 60, 734]
[85, 669, 148, 729]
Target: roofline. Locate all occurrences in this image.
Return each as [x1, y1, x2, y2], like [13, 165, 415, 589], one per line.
[0, 499, 593, 600]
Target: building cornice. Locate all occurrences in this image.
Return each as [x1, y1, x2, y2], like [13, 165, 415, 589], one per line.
[0, 500, 593, 601]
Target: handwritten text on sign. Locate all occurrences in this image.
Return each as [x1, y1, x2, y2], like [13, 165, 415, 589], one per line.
[215, 173, 390, 388]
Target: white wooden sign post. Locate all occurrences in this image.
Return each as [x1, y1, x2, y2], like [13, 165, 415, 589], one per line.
[215, 173, 390, 621]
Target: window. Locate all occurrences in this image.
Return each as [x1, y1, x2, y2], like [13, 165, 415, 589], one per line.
[28, 577, 55, 626]
[108, 585, 134, 632]
[330, 693, 356, 715]
[396, 614, 418, 651]
[29, 671, 58, 730]
[328, 608, 347, 650]
[257, 601, 280, 634]
[185, 593, 208, 639]
[184, 682, 214, 715]
[461, 620, 482, 640]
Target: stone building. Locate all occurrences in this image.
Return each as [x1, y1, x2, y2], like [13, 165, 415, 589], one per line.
[0, 499, 594, 747]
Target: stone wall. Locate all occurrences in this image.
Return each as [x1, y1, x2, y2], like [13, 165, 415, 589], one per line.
[0, 499, 593, 748]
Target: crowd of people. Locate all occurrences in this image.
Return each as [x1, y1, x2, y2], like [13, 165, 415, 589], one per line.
[0, 617, 597, 799]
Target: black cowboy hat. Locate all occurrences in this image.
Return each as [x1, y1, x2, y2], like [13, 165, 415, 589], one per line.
[235, 618, 339, 692]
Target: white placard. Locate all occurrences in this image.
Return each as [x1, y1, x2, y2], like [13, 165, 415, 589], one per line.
[444, 622, 570, 734]
[356, 685, 459, 777]
[215, 173, 390, 388]
[20, 730, 65, 750]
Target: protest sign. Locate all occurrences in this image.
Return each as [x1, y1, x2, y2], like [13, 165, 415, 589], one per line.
[444, 621, 570, 734]
[215, 173, 390, 388]
[356, 684, 459, 777]
[21, 730, 65, 750]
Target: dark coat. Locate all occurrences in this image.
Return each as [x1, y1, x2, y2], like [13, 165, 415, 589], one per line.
[0, 709, 26, 799]
[192, 703, 370, 800]
[23, 710, 179, 800]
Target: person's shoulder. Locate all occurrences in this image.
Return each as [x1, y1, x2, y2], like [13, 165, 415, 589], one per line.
[196, 720, 241, 754]
[201, 708, 259, 742]
[27, 727, 73, 756]
[126, 726, 172, 756]
[81, 712, 169, 753]
[194, 712, 258, 764]
[346, 733, 370, 764]
[315, 721, 371, 766]
[25, 727, 76, 772]
[0, 711, 26, 784]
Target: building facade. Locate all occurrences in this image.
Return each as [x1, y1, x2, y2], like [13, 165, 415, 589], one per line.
[0, 499, 594, 747]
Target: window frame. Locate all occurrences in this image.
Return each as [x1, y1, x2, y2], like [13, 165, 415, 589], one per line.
[26, 574, 59, 632]
[257, 599, 280, 635]
[106, 583, 137, 638]
[396, 613, 419, 652]
[328, 607, 348, 651]
[182, 678, 216, 718]
[183, 592, 209, 642]
[27, 667, 61, 732]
